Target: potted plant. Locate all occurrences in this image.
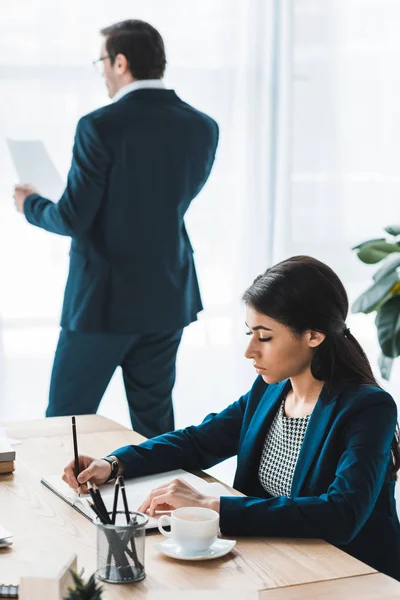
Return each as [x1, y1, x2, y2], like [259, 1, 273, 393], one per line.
[352, 225, 400, 380]
[63, 570, 103, 600]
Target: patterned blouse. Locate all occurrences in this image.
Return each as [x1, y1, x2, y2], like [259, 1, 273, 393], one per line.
[258, 399, 311, 497]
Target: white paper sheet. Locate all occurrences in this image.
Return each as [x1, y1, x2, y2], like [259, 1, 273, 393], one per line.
[42, 469, 236, 529]
[7, 138, 65, 200]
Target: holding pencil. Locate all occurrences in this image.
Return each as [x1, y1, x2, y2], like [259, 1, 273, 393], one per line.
[64, 423, 147, 583]
[71, 416, 81, 496]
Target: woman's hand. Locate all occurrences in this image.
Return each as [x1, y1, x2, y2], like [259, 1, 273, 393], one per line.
[137, 478, 220, 516]
[62, 454, 114, 494]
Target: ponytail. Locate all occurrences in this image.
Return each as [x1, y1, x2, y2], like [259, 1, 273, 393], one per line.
[312, 329, 400, 480]
[310, 327, 376, 385]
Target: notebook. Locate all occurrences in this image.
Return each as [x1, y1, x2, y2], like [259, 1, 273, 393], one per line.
[0, 441, 15, 463]
[41, 469, 236, 529]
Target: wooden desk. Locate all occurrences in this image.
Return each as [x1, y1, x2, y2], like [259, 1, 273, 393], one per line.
[0, 415, 377, 599]
[258, 572, 400, 599]
[148, 574, 400, 599]
[4, 414, 130, 440]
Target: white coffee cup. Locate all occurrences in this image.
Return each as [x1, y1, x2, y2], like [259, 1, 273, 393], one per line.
[158, 507, 219, 553]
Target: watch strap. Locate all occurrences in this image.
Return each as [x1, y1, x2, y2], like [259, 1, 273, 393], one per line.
[102, 456, 119, 482]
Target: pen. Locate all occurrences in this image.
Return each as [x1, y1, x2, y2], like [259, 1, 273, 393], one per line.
[72, 416, 80, 497]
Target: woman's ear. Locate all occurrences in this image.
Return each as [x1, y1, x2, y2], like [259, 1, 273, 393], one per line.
[307, 330, 326, 348]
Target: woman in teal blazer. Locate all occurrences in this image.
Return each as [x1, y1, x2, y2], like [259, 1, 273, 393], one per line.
[64, 256, 400, 580]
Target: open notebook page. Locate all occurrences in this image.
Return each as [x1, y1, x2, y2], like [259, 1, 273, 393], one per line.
[42, 469, 237, 529]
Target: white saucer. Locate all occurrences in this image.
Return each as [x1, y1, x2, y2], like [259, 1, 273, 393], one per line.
[154, 538, 236, 561]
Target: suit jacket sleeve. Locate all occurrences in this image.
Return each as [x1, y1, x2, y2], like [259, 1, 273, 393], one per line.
[220, 390, 397, 546]
[111, 392, 247, 479]
[189, 119, 219, 201]
[23, 115, 110, 237]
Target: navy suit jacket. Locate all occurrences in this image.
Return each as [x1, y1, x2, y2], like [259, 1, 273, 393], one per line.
[24, 89, 219, 333]
[112, 376, 400, 580]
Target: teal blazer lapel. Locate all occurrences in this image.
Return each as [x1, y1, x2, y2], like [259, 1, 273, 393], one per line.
[290, 383, 340, 497]
[235, 380, 290, 488]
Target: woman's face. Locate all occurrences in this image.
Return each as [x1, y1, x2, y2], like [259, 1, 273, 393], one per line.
[244, 306, 325, 384]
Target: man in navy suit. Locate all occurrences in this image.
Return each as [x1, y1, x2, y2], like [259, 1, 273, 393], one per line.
[13, 20, 219, 437]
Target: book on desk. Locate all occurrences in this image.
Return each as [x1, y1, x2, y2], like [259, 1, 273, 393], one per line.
[41, 469, 236, 529]
[0, 440, 15, 475]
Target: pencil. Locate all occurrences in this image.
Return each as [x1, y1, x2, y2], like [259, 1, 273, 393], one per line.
[92, 482, 112, 525]
[87, 500, 103, 522]
[71, 416, 80, 496]
[119, 476, 143, 572]
[111, 477, 120, 525]
[88, 498, 130, 578]
[119, 476, 130, 524]
[119, 476, 137, 525]
[87, 481, 110, 524]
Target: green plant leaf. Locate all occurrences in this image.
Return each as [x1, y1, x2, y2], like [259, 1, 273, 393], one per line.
[63, 570, 103, 600]
[384, 225, 400, 236]
[378, 352, 394, 380]
[352, 238, 385, 250]
[355, 241, 400, 264]
[376, 296, 400, 358]
[351, 272, 398, 314]
[373, 252, 400, 282]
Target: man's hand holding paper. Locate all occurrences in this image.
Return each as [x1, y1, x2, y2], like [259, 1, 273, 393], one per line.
[13, 184, 39, 213]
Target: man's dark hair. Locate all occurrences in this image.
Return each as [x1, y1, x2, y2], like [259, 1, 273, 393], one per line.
[100, 19, 166, 79]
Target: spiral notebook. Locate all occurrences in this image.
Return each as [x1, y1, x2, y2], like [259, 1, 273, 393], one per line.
[41, 469, 235, 529]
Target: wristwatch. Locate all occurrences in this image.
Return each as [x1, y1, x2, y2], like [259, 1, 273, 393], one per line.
[102, 456, 119, 482]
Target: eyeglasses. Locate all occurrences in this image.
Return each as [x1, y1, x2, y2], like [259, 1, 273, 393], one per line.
[92, 55, 110, 75]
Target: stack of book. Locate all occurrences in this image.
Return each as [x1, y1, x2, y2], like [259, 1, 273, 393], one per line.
[0, 440, 15, 474]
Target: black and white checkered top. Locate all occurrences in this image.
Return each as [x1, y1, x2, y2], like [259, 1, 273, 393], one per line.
[258, 399, 311, 497]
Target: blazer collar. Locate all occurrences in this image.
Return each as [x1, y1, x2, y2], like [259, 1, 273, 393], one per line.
[235, 379, 342, 495]
[290, 381, 341, 496]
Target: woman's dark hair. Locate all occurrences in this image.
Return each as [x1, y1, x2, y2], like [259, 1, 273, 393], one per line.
[243, 255, 400, 479]
[100, 19, 166, 80]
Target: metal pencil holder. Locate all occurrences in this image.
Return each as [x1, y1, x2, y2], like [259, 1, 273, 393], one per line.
[95, 511, 148, 584]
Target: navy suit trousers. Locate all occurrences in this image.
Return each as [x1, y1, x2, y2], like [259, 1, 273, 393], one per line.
[47, 328, 183, 438]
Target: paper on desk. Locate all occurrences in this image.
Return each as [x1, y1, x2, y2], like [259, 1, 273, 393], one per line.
[0, 425, 21, 447]
[7, 138, 65, 200]
[78, 481, 235, 529]
[6, 438, 21, 446]
[42, 470, 237, 529]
